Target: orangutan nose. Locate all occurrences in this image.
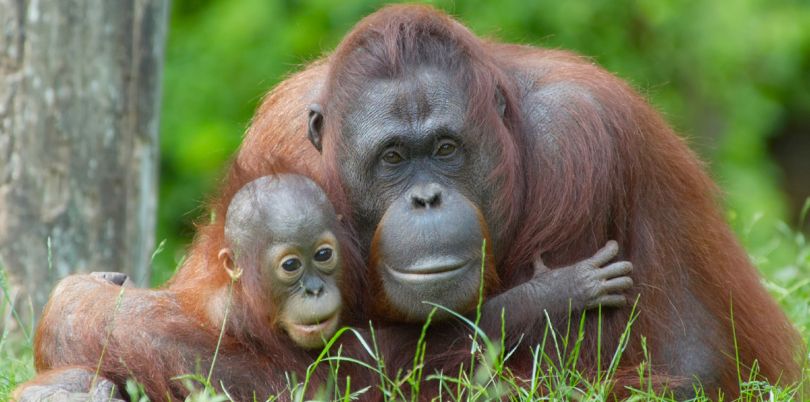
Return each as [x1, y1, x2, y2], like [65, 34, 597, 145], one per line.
[410, 183, 443, 209]
[303, 275, 324, 297]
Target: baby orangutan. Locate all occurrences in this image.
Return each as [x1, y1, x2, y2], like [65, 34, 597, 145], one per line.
[16, 174, 347, 401]
[218, 173, 344, 349]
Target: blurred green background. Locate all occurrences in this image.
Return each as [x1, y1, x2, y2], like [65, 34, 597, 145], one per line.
[154, 0, 810, 285]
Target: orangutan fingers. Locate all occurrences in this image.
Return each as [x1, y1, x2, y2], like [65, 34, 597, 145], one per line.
[588, 294, 628, 309]
[602, 276, 634, 293]
[589, 240, 619, 266]
[596, 261, 633, 280]
[90, 272, 129, 287]
[532, 254, 550, 275]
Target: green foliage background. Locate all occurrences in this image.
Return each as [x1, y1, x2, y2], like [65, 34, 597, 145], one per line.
[154, 0, 810, 284]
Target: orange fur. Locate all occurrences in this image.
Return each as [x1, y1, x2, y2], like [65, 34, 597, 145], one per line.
[28, 161, 353, 401]
[188, 5, 800, 397]
[28, 5, 802, 400]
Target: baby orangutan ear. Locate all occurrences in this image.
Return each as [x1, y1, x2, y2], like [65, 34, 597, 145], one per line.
[217, 248, 242, 281]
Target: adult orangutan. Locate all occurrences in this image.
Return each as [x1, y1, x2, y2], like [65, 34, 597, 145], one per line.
[24, 3, 801, 400]
[192, 5, 796, 397]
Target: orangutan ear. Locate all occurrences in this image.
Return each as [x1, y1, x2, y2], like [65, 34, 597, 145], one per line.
[307, 104, 324, 153]
[495, 86, 506, 119]
[218, 248, 236, 278]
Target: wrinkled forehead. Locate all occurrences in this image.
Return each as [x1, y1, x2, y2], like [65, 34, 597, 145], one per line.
[225, 175, 337, 248]
[342, 68, 467, 148]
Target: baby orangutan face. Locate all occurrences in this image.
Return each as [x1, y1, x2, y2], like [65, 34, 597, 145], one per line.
[263, 230, 341, 348]
[220, 174, 343, 349]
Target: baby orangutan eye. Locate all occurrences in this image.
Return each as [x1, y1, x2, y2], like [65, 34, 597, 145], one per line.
[281, 257, 302, 272]
[313, 247, 333, 262]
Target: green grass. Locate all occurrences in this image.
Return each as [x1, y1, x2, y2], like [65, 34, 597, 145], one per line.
[0, 270, 35, 399]
[1, 213, 808, 401]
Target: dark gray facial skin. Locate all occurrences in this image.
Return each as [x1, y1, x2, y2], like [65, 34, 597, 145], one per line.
[336, 68, 500, 238]
[373, 183, 486, 320]
[310, 68, 503, 320]
[224, 174, 343, 349]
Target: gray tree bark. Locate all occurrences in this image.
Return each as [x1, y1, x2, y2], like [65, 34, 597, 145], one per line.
[0, 0, 167, 325]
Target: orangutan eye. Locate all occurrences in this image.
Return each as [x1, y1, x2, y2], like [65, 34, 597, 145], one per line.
[313, 247, 333, 262]
[382, 150, 404, 165]
[281, 257, 302, 273]
[435, 141, 457, 157]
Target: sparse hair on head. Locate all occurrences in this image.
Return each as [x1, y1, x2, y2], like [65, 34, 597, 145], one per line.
[224, 174, 336, 255]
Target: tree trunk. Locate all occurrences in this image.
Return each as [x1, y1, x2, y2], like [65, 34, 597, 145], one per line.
[0, 0, 167, 325]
